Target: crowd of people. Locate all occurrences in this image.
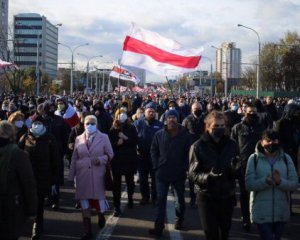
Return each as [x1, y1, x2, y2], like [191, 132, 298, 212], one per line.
[0, 91, 299, 240]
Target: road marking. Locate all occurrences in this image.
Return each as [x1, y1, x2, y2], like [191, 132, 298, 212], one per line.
[96, 190, 128, 240]
[167, 194, 183, 240]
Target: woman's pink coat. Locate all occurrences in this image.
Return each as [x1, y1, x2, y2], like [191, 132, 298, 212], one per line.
[69, 130, 114, 200]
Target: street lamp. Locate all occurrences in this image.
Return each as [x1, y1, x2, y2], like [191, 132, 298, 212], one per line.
[211, 45, 228, 97]
[58, 42, 89, 94]
[77, 53, 103, 89]
[237, 24, 261, 99]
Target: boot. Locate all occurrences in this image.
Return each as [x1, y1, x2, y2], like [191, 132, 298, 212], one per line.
[98, 212, 106, 228]
[31, 222, 43, 240]
[81, 217, 93, 240]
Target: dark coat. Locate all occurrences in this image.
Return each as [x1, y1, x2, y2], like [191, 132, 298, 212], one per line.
[18, 132, 60, 195]
[109, 123, 138, 174]
[231, 120, 265, 168]
[151, 125, 192, 181]
[96, 110, 113, 135]
[182, 113, 205, 143]
[0, 147, 37, 239]
[189, 133, 240, 198]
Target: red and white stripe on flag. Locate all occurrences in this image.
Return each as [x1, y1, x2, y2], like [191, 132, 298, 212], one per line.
[120, 23, 203, 76]
[109, 65, 140, 84]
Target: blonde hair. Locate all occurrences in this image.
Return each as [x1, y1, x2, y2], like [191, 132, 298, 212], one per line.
[0, 121, 16, 141]
[7, 111, 24, 124]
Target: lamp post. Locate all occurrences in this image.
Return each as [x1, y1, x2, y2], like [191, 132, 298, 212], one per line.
[77, 54, 103, 89]
[237, 24, 261, 99]
[211, 45, 228, 97]
[58, 43, 89, 94]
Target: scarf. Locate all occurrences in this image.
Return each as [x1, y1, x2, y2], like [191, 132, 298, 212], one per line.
[0, 143, 17, 223]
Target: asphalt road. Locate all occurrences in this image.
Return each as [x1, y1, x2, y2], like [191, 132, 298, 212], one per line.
[20, 169, 300, 240]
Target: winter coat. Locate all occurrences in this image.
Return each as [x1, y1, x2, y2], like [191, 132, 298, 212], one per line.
[182, 113, 205, 143]
[134, 118, 163, 158]
[108, 123, 138, 174]
[151, 125, 192, 181]
[68, 130, 114, 200]
[19, 132, 60, 195]
[0, 147, 38, 239]
[245, 142, 298, 224]
[189, 133, 240, 199]
[231, 120, 265, 168]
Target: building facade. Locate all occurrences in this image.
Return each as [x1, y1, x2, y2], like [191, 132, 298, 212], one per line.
[13, 13, 59, 78]
[215, 42, 241, 81]
[0, 0, 9, 60]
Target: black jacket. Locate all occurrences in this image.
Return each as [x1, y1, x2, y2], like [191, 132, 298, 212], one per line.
[151, 125, 192, 181]
[109, 123, 138, 174]
[189, 133, 240, 198]
[18, 132, 60, 195]
[182, 113, 205, 143]
[231, 120, 265, 168]
[0, 147, 37, 239]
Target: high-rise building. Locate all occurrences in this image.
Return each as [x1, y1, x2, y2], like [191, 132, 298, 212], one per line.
[0, 0, 9, 60]
[13, 13, 59, 78]
[215, 42, 241, 81]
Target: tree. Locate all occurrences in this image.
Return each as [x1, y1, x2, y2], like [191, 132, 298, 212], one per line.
[241, 66, 256, 90]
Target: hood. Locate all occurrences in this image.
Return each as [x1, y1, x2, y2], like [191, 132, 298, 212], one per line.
[255, 140, 285, 159]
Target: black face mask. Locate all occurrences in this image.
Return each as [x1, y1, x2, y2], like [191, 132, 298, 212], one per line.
[264, 143, 280, 153]
[193, 109, 202, 117]
[211, 128, 225, 141]
[246, 114, 258, 125]
[0, 137, 10, 147]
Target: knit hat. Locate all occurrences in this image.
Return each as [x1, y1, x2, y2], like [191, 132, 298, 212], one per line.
[165, 109, 179, 119]
[145, 102, 157, 111]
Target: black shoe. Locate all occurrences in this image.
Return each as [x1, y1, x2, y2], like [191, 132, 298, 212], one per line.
[51, 203, 59, 211]
[149, 228, 163, 237]
[113, 208, 121, 217]
[140, 198, 149, 205]
[98, 213, 106, 228]
[75, 202, 81, 209]
[243, 222, 251, 231]
[174, 219, 183, 230]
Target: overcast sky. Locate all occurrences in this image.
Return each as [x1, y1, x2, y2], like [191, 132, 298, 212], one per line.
[8, 0, 300, 82]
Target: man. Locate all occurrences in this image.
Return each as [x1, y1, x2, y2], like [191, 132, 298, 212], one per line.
[182, 102, 205, 206]
[134, 102, 163, 205]
[264, 96, 279, 123]
[224, 101, 242, 131]
[231, 105, 265, 230]
[149, 109, 191, 237]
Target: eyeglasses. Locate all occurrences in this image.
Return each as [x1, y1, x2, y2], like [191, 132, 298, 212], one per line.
[85, 122, 96, 125]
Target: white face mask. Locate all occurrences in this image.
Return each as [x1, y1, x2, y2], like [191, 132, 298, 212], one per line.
[85, 124, 97, 134]
[31, 123, 45, 137]
[169, 107, 175, 110]
[119, 113, 128, 123]
[14, 120, 24, 128]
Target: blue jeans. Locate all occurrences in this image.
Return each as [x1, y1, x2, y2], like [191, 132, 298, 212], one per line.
[257, 222, 286, 240]
[154, 177, 186, 231]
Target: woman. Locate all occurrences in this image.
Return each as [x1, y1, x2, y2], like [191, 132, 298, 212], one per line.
[109, 110, 138, 216]
[189, 111, 240, 240]
[245, 130, 298, 240]
[131, 107, 144, 121]
[69, 115, 114, 240]
[7, 110, 27, 142]
[0, 121, 37, 240]
[18, 116, 60, 240]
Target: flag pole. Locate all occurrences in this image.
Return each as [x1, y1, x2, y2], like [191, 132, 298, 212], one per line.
[165, 76, 174, 97]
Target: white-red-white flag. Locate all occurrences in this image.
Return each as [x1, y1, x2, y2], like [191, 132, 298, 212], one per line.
[109, 65, 140, 84]
[0, 59, 18, 69]
[121, 23, 203, 76]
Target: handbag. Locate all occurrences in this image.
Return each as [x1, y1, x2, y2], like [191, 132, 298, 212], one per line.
[105, 163, 113, 191]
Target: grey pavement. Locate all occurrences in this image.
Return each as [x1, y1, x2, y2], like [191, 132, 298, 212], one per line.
[20, 169, 300, 240]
